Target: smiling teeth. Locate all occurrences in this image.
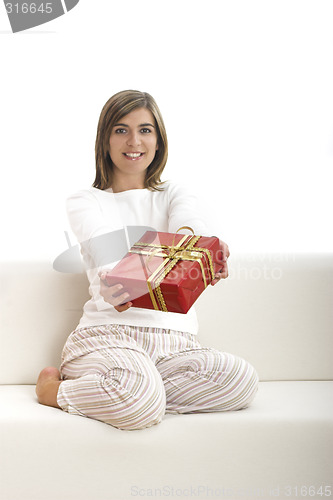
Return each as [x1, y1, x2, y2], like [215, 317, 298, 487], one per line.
[125, 153, 142, 158]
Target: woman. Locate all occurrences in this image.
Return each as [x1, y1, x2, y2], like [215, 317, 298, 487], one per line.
[36, 90, 258, 430]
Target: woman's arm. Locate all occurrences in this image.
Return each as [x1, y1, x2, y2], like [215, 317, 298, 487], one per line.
[66, 189, 119, 243]
[167, 183, 213, 236]
[67, 189, 132, 312]
[167, 183, 230, 284]
[66, 189, 126, 270]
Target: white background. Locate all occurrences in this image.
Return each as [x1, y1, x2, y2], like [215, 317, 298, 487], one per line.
[0, 0, 332, 262]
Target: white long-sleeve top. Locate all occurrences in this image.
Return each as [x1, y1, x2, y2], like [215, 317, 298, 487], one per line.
[66, 181, 213, 334]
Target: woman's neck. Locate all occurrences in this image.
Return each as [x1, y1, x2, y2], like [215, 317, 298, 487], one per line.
[110, 174, 145, 193]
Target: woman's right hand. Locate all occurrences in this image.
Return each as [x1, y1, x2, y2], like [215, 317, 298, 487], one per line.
[99, 271, 132, 313]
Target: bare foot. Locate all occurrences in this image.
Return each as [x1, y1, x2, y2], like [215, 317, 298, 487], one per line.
[36, 367, 62, 409]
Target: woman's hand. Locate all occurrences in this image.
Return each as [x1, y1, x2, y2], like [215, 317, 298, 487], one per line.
[211, 240, 230, 286]
[99, 271, 132, 312]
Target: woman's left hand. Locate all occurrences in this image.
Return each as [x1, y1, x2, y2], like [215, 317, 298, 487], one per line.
[211, 239, 230, 286]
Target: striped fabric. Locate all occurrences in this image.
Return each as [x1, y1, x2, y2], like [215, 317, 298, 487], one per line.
[57, 325, 259, 431]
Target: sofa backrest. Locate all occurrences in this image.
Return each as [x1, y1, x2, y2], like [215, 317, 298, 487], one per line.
[0, 253, 332, 384]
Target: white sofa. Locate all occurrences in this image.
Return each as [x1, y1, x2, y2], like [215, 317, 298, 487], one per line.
[0, 254, 332, 500]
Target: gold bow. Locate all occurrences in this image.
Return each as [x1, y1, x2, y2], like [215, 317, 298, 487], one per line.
[129, 227, 215, 312]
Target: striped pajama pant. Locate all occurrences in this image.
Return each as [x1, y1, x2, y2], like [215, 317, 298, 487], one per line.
[57, 325, 259, 431]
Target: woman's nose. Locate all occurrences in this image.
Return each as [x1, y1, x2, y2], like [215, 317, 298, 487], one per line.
[126, 131, 141, 147]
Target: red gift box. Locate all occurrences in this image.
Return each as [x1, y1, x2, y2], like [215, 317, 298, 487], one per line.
[105, 229, 223, 314]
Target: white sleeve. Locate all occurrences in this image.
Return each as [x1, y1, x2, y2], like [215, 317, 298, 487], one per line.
[66, 189, 127, 271]
[66, 189, 130, 311]
[66, 189, 121, 242]
[167, 183, 213, 237]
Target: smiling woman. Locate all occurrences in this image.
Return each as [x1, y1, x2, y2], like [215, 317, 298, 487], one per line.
[108, 108, 159, 193]
[36, 89, 258, 431]
[93, 90, 168, 192]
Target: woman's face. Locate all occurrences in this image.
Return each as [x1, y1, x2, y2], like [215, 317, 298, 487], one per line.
[108, 107, 159, 183]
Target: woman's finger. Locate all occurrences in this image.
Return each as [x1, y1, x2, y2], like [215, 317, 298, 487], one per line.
[112, 291, 131, 306]
[211, 262, 229, 285]
[219, 240, 230, 261]
[100, 280, 131, 306]
[114, 302, 133, 313]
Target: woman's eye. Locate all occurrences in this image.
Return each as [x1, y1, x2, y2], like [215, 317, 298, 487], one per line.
[115, 128, 126, 134]
[140, 128, 151, 134]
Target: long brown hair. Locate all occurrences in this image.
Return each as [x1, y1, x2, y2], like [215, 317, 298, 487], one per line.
[93, 90, 168, 191]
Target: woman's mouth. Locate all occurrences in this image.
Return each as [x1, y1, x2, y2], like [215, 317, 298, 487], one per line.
[123, 152, 144, 160]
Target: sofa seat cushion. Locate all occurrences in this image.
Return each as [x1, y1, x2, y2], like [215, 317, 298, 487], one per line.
[0, 381, 332, 500]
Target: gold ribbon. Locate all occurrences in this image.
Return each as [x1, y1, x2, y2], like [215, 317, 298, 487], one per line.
[129, 227, 215, 312]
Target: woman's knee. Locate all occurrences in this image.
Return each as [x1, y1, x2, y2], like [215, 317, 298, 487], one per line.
[242, 359, 259, 407]
[103, 387, 166, 430]
[58, 363, 166, 430]
[221, 352, 259, 409]
[101, 371, 166, 430]
[227, 356, 259, 410]
[159, 348, 259, 413]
